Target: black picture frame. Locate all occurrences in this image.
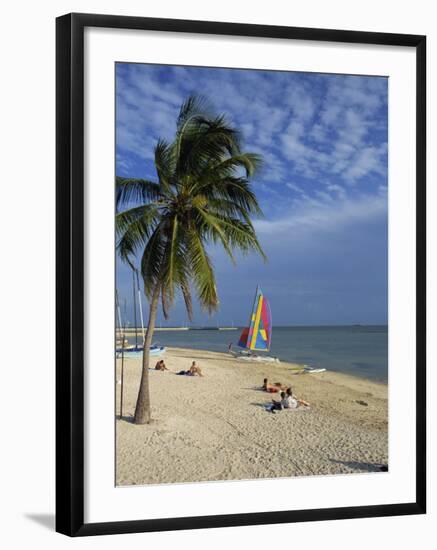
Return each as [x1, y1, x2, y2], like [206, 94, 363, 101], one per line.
[56, 12, 426, 537]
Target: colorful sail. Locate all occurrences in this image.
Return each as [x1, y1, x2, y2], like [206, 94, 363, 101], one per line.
[238, 287, 272, 351]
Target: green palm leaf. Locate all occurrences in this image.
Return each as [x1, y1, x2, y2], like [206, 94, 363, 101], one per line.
[186, 229, 218, 313]
[116, 177, 161, 210]
[154, 139, 176, 194]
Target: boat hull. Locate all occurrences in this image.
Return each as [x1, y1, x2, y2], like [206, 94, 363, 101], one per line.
[116, 346, 166, 356]
[230, 351, 279, 363]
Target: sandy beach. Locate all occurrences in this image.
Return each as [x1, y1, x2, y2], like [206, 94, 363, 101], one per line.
[116, 347, 388, 486]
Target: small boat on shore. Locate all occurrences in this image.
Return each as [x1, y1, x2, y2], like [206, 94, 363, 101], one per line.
[305, 368, 326, 374]
[235, 352, 279, 363]
[116, 343, 166, 356]
[230, 286, 279, 363]
[290, 364, 327, 374]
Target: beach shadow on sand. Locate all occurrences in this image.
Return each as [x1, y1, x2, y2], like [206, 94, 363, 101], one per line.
[25, 513, 55, 531]
[117, 415, 161, 427]
[329, 459, 388, 472]
[117, 415, 135, 423]
[250, 402, 269, 409]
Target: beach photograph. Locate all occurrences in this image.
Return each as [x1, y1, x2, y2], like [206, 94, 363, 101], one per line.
[115, 63, 388, 486]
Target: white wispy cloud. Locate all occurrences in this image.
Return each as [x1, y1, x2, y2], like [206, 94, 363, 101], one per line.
[254, 192, 387, 236]
[342, 144, 387, 182]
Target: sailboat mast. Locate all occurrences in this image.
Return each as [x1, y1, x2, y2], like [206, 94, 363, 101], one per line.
[115, 289, 123, 340]
[115, 289, 125, 419]
[132, 269, 138, 347]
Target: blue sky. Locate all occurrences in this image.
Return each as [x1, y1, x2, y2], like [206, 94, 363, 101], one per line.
[116, 63, 388, 327]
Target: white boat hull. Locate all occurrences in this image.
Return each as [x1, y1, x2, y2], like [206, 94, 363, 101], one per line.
[305, 367, 326, 373]
[116, 346, 166, 357]
[290, 366, 327, 374]
[230, 351, 279, 363]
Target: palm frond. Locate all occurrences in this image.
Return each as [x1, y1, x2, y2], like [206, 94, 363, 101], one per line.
[154, 139, 176, 194]
[159, 215, 180, 303]
[116, 177, 161, 210]
[116, 204, 159, 268]
[140, 222, 167, 297]
[174, 96, 210, 167]
[197, 176, 263, 216]
[179, 117, 242, 178]
[200, 153, 263, 180]
[180, 279, 193, 321]
[161, 284, 171, 320]
[195, 207, 235, 264]
[200, 197, 253, 221]
[176, 95, 212, 132]
[202, 211, 266, 260]
[115, 203, 159, 236]
[186, 229, 218, 313]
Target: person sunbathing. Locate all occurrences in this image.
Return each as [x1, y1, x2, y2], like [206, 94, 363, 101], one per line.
[155, 359, 168, 371]
[262, 378, 286, 393]
[177, 361, 203, 377]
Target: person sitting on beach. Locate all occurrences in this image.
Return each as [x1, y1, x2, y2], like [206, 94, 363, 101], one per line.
[188, 361, 203, 376]
[267, 389, 310, 413]
[155, 359, 168, 371]
[262, 378, 286, 393]
[281, 390, 298, 410]
[177, 361, 203, 377]
[285, 387, 310, 408]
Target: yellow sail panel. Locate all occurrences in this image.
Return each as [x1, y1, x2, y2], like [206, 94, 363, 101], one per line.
[249, 295, 263, 350]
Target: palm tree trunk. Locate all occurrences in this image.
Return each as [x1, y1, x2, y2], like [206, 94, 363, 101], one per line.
[133, 285, 160, 424]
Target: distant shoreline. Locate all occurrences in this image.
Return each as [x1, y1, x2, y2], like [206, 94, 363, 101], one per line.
[118, 324, 388, 333]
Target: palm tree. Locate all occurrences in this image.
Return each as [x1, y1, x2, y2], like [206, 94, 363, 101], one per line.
[116, 96, 266, 424]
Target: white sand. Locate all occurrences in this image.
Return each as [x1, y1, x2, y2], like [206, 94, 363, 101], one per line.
[116, 347, 388, 486]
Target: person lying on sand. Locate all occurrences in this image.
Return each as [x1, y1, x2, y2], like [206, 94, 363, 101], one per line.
[285, 387, 310, 407]
[267, 391, 287, 413]
[154, 360, 168, 371]
[177, 361, 204, 377]
[262, 378, 286, 393]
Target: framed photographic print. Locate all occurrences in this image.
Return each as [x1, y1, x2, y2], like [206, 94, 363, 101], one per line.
[56, 13, 426, 536]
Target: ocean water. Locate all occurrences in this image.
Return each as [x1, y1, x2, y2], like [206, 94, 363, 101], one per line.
[127, 325, 388, 383]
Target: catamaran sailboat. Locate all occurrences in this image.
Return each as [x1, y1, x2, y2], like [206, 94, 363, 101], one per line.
[230, 286, 279, 363]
